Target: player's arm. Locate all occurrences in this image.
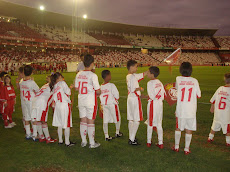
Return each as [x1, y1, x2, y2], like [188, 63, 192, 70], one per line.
[33, 82, 40, 94]
[196, 80, 201, 98]
[74, 75, 79, 91]
[111, 84, 119, 100]
[210, 104, 214, 113]
[92, 74, 101, 96]
[63, 81, 71, 96]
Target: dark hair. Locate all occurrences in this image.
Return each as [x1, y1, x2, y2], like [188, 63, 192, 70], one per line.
[127, 60, 137, 70]
[19, 66, 24, 73]
[180, 62, 192, 77]
[49, 72, 63, 91]
[4, 74, 12, 86]
[224, 73, 230, 84]
[0, 71, 7, 79]
[149, 66, 160, 78]
[83, 54, 94, 67]
[101, 70, 111, 79]
[80, 54, 84, 58]
[24, 65, 33, 76]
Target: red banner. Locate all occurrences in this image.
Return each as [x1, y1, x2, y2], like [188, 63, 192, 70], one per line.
[164, 82, 177, 106]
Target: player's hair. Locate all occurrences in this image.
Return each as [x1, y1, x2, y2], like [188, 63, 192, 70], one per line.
[83, 54, 94, 68]
[49, 72, 63, 91]
[224, 73, 230, 84]
[24, 65, 33, 76]
[127, 60, 137, 70]
[180, 62, 192, 77]
[149, 66, 160, 78]
[0, 71, 7, 79]
[4, 74, 12, 86]
[19, 66, 24, 73]
[101, 70, 111, 79]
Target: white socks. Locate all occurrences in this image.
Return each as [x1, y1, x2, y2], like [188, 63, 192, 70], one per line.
[64, 128, 70, 145]
[42, 123, 50, 139]
[116, 121, 121, 135]
[88, 124, 95, 145]
[130, 121, 140, 142]
[175, 130, 181, 149]
[226, 136, 230, 144]
[80, 122, 88, 143]
[58, 127, 63, 143]
[147, 125, 153, 144]
[103, 123, 109, 138]
[209, 133, 214, 140]
[185, 134, 192, 152]
[25, 124, 31, 136]
[128, 121, 134, 140]
[157, 126, 163, 145]
[37, 122, 44, 138]
[32, 123, 37, 137]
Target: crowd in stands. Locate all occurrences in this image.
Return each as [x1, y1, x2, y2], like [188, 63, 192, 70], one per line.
[124, 35, 163, 47]
[215, 37, 230, 48]
[0, 21, 47, 39]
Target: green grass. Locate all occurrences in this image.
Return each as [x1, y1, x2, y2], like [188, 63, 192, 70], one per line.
[0, 66, 230, 172]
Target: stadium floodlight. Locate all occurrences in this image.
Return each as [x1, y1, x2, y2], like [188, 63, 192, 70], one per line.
[39, 5, 45, 11]
[83, 14, 87, 19]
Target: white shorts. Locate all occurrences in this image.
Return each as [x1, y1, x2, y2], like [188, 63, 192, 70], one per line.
[102, 104, 120, 123]
[211, 121, 230, 134]
[127, 95, 143, 122]
[79, 105, 97, 120]
[147, 100, 163, 127]
[176, 117, 196, 131]
[22, 102, 32, 121]
[52, 103, 72, 128]
[31, 99, 49, 122]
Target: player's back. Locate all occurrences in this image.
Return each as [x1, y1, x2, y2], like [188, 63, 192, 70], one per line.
[100, 83, 119, 105]
[147, 79, 165, 102]
[19, 79, 39, 103]
[53, 81, 71, 104]
[34, 83, 52, 104]
[211, 86, 230, 124]
[176, 76, 201, 118]
[75, 70, 100, 107]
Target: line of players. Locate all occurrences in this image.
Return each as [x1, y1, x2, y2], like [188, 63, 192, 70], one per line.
[0, 54, 229, 153]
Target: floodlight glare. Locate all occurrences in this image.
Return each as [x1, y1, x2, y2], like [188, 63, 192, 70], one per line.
[83, 14, 87, 19]
[40, 5, 45, 11]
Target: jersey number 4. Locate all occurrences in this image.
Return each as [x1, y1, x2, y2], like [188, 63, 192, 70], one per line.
[78, 82, 88, 94]
[23, 90, 31, 101]
[181, 87, 193, 102]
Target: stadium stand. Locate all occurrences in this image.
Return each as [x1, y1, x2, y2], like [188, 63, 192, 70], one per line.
[215, 36, 230, 48]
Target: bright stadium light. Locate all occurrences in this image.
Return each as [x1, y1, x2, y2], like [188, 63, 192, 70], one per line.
[83, 14, 87, 19]
[39, 5, 45, 11]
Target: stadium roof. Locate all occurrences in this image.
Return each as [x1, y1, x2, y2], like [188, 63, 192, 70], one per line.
[0, 0, 217, 36]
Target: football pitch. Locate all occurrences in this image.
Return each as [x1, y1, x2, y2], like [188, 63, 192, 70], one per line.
[0, 66, 230, 172]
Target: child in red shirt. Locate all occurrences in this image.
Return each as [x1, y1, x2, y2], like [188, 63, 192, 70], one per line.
[2, 75, 16, 128]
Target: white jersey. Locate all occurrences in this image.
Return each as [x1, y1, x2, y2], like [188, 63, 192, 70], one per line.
[100, 83, 119, 105]
[147, 79, 165, 102]
[126, 73, 144, 96]
[53, 81, 71, 104]
[176, 76, 201, 118]
[210, 86, 230, 124]
[19, 79, 39, 103]
[75, 70, 100, 107]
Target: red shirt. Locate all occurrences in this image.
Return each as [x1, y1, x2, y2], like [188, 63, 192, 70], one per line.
[2, 85, 16, 101]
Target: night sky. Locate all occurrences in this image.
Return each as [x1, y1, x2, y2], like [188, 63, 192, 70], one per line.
[4, 0, 230, 35]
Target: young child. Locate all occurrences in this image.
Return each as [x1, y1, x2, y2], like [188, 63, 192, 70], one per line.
[51, 72, 75, 147]
[2, 75, 16, 128]
[0, 72, 7, 116]
[75, 54, 101, 148]
[126, 60, 148, 145]
[208, 73, 230, 146]
[31, 75, 56, 143]
[99, 70, 123, 141]
[19, 65, 40, 140]
[146, 66, 165, 148]
[172, 62, 201, 155]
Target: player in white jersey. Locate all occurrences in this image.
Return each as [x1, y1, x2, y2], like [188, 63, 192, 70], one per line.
[172, 62, 201, 155]
[75, 54, 101, 148]
[146, 67, 165, 149]
[126, 60, 148, 145]
[19, 65, 40, 140]
[76, 54, 96, 73]
[208, 73, 230, 146]
[50, 72, 75, 147]
[99, 70, 123, 141]
[31, 75, 57, 143]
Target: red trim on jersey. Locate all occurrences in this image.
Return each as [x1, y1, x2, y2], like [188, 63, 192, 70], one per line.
[83, 70, 91, 71]
[197, 96, 201, 99]
[92, 92, 98, 119]
[227, 124, 230, 134]
[138, 73, 144, 82]
[176, 117, 178, 129]
[134, 92, 143, 121]
[101, 82, 109, 85]
[115, 104, 119, 122]
[210, 100, 215, 104]
[95, 89, 100, 91]
[67, 104, 71, 128]
[41, 95, 53, 122]
[149, 100, 154, 126]
[224, 86, 230, 87]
